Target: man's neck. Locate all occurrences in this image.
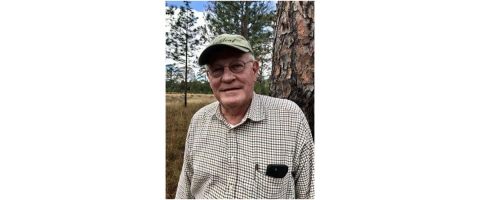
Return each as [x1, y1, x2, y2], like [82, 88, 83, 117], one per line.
[220, 101, 251, 125]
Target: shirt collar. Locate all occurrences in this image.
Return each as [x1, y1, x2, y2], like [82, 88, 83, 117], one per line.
[246, 93, 266, 122]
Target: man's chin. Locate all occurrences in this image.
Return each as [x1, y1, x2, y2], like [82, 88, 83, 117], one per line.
[219, 97, 243, 107]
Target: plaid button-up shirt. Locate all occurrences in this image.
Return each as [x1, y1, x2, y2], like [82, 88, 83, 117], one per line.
[175, 93, 314, 199]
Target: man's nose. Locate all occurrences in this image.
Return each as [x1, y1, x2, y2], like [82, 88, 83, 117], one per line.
[221, 67, 236, 81]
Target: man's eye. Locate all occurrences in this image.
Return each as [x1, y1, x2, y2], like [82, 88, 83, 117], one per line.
[212, 68, 223, 73]
[231, 64, 243, 69]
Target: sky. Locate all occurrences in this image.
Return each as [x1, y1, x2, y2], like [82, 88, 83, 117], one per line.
[165, 1, 208, 12]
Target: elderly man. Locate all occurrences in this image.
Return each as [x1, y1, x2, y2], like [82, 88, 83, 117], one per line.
[175, 34, 314, 199]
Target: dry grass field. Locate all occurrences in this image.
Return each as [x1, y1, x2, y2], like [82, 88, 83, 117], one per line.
[165, 93, 216, 199]
[166, 93, 216, 105]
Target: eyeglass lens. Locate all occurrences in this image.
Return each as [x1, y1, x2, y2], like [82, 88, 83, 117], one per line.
[209, 60, 253, 78]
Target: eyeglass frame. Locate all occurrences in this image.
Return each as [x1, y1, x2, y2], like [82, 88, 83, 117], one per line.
[207, 60, 255, 78]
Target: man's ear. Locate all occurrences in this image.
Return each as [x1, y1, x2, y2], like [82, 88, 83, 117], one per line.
[206, 71, 211, 80]
[252, 61, 259, 82]
[252, 60, 260, 74]
[205, 73, 210, 82]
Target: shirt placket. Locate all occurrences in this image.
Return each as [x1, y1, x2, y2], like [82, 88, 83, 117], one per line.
[225, 128, 237, 199]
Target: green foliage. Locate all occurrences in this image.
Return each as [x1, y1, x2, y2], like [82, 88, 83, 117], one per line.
[166, 79, 212, 94]
[254, 78, 270, 95]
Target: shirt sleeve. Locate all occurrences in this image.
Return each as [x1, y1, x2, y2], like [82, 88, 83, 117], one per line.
[294, 116, 315, 199]
[175, 119, 195, 199]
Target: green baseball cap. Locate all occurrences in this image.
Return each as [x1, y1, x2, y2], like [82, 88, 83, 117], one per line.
[198, 34, 254, 65]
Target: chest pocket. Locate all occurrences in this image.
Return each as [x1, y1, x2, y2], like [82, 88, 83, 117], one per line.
[254, 164, 295, 199]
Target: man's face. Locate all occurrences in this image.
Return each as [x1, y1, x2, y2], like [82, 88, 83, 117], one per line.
[206, 47, 259, 110]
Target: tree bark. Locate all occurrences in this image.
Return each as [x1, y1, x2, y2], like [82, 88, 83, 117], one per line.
[270, 1, 314, 139]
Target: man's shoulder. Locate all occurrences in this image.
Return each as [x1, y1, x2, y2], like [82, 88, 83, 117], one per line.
[256, 94, 302, 113]
[192, 101, 219, 120]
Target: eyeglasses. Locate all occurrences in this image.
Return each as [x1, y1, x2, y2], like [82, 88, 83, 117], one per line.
[208, 60, 254, 78]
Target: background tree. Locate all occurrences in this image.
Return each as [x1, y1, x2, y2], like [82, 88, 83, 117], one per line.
[166, 1, 206, 107]
[270, 1, 315, 139]
[166, 64, 181, 91]
[204, 1, 276, 95]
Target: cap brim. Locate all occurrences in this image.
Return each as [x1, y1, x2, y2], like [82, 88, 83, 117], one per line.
[198, 44, 250, 66]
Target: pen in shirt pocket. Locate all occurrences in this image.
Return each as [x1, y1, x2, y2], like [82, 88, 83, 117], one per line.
[254, 164, 259, 181]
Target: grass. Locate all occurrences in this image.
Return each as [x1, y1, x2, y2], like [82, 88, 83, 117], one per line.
[165, 93, 216, 199]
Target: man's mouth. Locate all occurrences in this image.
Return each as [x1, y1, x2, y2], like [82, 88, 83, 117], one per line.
[221, 87, 240, 92]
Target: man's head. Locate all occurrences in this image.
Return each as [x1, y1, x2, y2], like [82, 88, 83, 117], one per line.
[199, 34, 259, 110]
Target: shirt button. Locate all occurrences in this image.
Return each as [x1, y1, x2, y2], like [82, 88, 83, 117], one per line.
[230, 157, 234, 162]
[229, 185, 234, 192]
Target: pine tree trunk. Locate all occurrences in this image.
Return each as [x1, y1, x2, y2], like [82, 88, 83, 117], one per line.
[270, 1, 315, 139]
